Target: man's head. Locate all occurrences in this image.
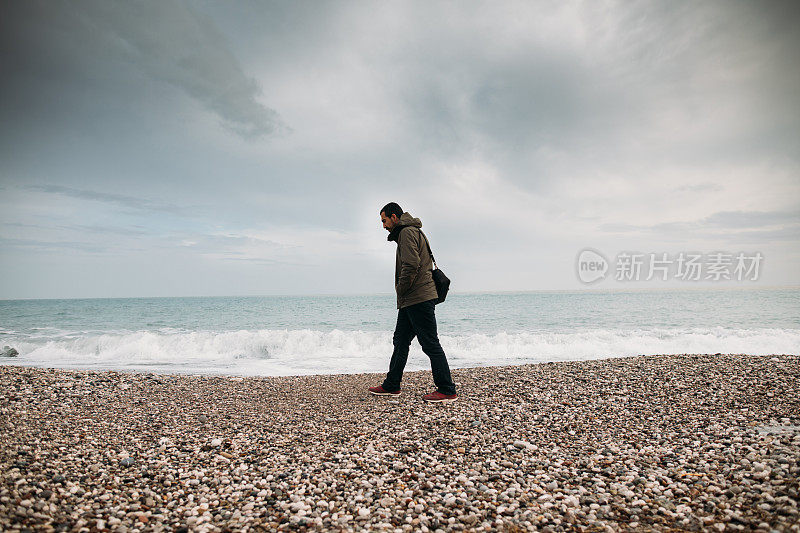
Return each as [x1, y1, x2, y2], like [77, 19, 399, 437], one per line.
[380, 202, 403, 231]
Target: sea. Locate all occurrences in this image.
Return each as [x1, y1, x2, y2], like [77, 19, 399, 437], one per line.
[1, 288, 798, 376]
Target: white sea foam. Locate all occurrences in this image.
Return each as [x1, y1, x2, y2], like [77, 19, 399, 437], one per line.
[2, 327, 798, 376]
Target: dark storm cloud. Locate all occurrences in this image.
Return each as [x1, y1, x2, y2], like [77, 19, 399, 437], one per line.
[1, 1, 798, 297]
[85, 0, 287, 138]
[0, 0, 285, 140]
[385, 1, 800, 193]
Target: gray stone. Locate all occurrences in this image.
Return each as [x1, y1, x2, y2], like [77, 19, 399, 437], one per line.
[1, 346, 18, 357]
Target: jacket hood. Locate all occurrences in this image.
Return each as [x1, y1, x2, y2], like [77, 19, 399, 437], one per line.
[398, 212, 422, 228]
[387, 212, 422, 241]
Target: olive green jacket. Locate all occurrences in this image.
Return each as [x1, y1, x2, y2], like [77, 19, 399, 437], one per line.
[388, 212, 439, 309]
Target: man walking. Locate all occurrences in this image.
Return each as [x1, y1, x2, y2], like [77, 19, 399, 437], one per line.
[368, 202, 458, 403]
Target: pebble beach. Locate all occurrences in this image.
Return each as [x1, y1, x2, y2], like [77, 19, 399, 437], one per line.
[2, 354, 799, 532]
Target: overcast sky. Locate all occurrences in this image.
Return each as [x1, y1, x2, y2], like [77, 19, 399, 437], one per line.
[1, 0, 798, 299]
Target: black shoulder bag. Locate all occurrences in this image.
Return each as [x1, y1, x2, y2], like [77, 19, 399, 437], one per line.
[419, 230, 451, 304]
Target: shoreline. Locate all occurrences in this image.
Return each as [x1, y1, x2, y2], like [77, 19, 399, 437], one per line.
[3, 350, 798, 379]
[2, 354, 799, 532]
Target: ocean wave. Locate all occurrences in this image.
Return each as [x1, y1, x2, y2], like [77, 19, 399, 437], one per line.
[2, 327, 798, 375]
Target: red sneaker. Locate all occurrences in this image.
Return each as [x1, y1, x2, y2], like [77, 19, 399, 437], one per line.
[422, 391, 457, 403]
[368, 385, 400, 396]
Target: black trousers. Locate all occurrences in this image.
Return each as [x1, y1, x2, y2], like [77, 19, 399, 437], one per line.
[382, 298, 456, 395]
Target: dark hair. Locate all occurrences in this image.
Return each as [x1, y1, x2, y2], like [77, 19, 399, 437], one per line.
[380, 202, 403, 219]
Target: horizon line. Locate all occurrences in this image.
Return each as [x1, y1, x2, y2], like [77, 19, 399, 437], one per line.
[2, 284, 799, 302]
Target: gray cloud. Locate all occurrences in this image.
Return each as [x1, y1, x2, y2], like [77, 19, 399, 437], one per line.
[5, 221, 149, 237]
[374, 1, 800, 195]
[61, 224, 150, 237]
[703, 210, 800, 230]
[25, 184, 190, 215]
[86, 1, 287, 138]
[217, 257, 304, 266]
[1, 1, 798, 297]
[0, 237, 108, 254]
[180, 233, 293, 251]
[0, 0, 285, 140]
[600, 209, 800, 242]
[172, 232, 314, 268]
[675, 184, 724, 194]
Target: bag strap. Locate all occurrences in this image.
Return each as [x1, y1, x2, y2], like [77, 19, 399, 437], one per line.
[418, 230, 438, 269]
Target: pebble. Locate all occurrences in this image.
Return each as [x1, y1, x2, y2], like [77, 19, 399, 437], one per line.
[1, 354, 798, 531]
